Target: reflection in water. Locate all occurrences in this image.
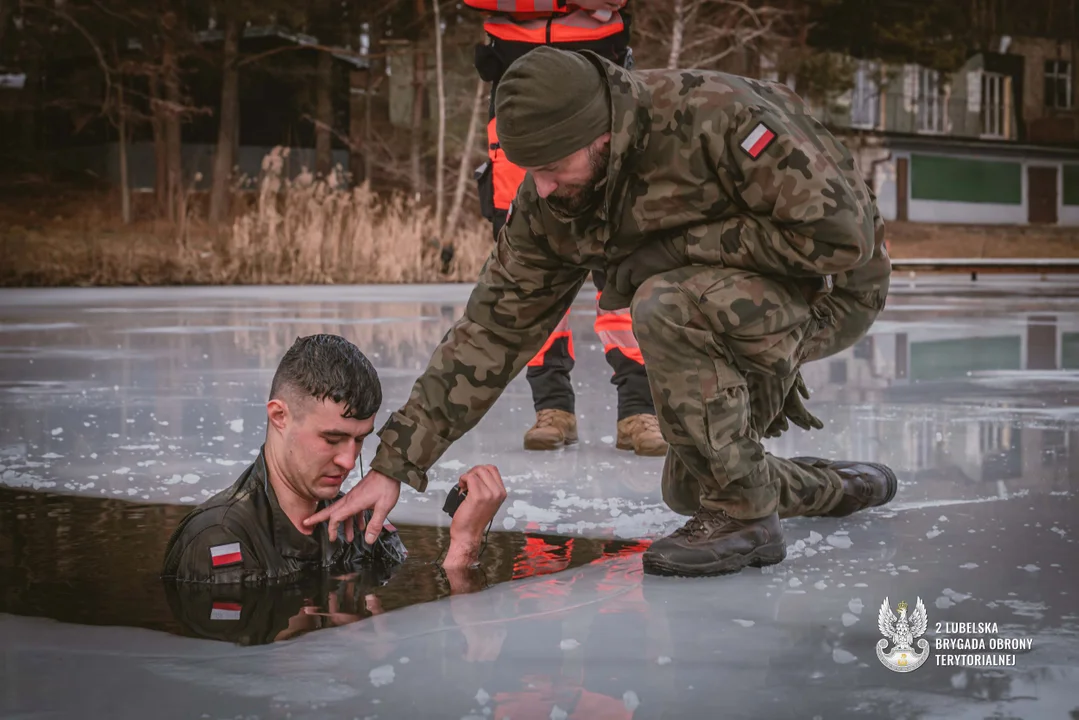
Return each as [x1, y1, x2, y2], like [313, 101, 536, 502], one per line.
[0, 487, 642, 646]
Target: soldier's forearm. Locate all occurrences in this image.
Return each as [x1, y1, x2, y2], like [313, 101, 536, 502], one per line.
[685, 215, 872, 277]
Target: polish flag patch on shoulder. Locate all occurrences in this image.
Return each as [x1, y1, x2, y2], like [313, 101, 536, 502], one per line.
[210, 542, 243, 568]
[740, 122, 776, 159]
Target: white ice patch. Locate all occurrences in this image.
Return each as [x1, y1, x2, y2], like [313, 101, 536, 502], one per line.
[600, 436, 614, 444]
[832, 648, 857, 664]
[179, 496, 195, 502]
[1, 469, 56, 490]
[502, 517, 517, 530]
[814, 580, 827, 590]
[960, 562, 979, 570]
[51, 427, 63, 436]
[1050, 526, 1066, 538]
[228, 419, 244, 433]
[560, 639, 580, 651]
[369, 664, 395, 687]
[119, 444, 160, 451]
[437, 459, 466, 471]
[806, 531, 823, 545]
[1019, 564, 1040, 572]
[926, 528, 944, 539]
[182, 474, 200, 484]
[732, 619, 755, 627]
[41, 452, 61, 459]
[842, 613, 860, 627]
[475, 688, 489, 705]
[657, 656, 672, 666]
[623, 691, 640, 712]
[507, 500, 562, 523]
[113, 467, 131, 475]
[848, 598, 864, 614]
[826, 534, 852, 549]
[214, 459, 241, 466]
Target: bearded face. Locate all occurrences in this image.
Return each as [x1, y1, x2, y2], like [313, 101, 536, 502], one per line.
[545, 143, 610, 217]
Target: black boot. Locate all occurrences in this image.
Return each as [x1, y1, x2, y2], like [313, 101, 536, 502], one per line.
[792, 457, 898, 517]
[642, 509, 786, 577]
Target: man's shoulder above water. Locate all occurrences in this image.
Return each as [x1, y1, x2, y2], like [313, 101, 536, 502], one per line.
[161, 460, 271, 584]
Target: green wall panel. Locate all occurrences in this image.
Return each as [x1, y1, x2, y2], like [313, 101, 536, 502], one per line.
[910, 336, 1021, 381]
[1064, 164, 1079, 206]
[910, 154, 1022, 204]
[1062, 332, 1079, 368]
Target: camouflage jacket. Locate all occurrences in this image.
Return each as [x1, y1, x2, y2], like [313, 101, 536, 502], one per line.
[371, 52, 891, 491]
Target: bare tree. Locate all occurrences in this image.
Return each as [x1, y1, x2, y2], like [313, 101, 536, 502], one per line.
[638, 0, 792, 71]
[315, 50, 334, 176]
[667, 0, 686, 69]
[209, 12, 241, 223]
[445, 76, 486, 236]
[161, 10, 184, 222]
[432, 0, 446, 233]
[410, 0, 428, 198]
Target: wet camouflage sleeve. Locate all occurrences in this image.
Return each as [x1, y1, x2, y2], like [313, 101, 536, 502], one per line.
[684, 106, 877, 278]
[371, 202, 589, 491]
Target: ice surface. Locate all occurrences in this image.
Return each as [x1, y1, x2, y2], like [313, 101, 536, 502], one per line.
[1, 279, 1079, 717]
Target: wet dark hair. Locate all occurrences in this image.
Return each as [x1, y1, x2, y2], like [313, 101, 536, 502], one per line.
[269, 334, 382, 420]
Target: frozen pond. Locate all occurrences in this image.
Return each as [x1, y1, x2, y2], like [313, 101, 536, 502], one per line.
[2, 276, 1078, 718]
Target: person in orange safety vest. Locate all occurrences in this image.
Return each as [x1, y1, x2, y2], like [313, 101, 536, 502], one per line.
[466, 0, 667, 457]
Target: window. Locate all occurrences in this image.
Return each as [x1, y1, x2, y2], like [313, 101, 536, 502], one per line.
[917, 68, 945, 133]
[981, 72, 1008, 138]
[850, 61, 880, 129]
[1045, 60, 1072, 109]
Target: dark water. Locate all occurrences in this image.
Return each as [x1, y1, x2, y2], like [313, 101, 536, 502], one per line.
[0, 487, 646, 646]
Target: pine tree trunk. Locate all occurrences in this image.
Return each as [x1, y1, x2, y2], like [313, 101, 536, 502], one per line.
[118, 79, 131, 224]
[209, 13, 241, 223]
[162, 22, 183, 223]
[409, 0, 427, 198]
[433, 0, 446, 234]
[445, 77, 485, 236]
[315, 50, 333, 177]
[151, 76, 169, 216]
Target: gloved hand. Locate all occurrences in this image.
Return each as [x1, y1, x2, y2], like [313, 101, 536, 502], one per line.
[764, 371, 824, 439]
[597, 234, 688, 312]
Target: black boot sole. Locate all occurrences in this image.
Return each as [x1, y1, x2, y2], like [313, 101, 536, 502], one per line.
[642, 541, 787, 578]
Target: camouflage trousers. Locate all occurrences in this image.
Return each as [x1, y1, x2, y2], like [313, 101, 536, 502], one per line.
[630, 266, 886, 520]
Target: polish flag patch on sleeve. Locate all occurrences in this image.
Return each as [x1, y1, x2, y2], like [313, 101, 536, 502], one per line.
[210, 542, 243, 568]
[740, 122, 776, 159]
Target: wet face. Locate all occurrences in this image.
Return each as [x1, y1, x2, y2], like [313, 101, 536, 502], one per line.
[525, 134, 611, 216]
[268, 395, 375, 502]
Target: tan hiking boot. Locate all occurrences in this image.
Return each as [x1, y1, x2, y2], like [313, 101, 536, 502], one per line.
[616, 413, 668, 457]
[523, 409, 578, 450]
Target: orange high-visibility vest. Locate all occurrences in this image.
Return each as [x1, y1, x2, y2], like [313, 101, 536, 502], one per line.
[463, 0, 625, 44]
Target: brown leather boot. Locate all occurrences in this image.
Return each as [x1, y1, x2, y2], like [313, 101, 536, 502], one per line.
[523, 409, 578, 451]
[792, 457, 898, 517]
[642, 509, 786, 577]
[616, 413, 668, 457]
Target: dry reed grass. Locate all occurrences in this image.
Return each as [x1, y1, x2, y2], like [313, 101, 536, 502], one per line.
[225, 148, 490, 285]
[0, 147, 492, 287]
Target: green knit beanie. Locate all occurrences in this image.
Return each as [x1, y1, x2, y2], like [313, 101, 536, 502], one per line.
[495, 47, 610, 168]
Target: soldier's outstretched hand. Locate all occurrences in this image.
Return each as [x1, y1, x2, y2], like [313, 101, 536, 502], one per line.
[303, 469, 401, 543]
